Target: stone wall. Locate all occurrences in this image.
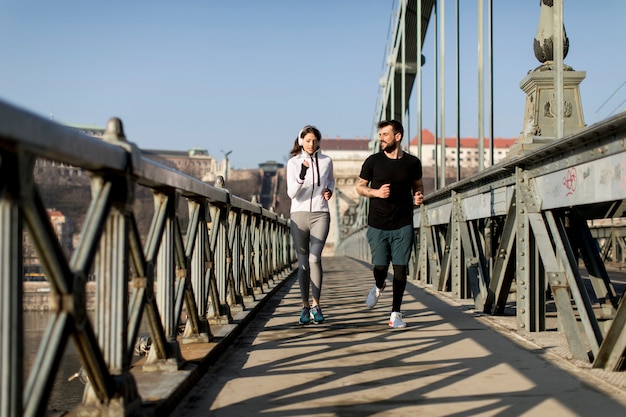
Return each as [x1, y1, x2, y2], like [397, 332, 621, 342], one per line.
[23, 282, 96, 311]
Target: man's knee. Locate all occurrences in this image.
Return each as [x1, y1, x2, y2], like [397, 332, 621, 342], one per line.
[393, 264, 407, 281]
[373, 265, 388, 281]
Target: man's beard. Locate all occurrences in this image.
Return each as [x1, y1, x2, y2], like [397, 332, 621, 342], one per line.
[382, 140, 398, 153]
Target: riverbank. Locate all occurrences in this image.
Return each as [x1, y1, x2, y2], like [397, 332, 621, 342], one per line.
[23, 282, 96, 311]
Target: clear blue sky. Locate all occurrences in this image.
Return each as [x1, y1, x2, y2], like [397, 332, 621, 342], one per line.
[1, 1, 624, 169]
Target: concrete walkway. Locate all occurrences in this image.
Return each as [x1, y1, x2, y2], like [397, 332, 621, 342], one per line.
[172, 256, 626, 417]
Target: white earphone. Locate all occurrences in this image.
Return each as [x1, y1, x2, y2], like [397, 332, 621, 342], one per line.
[297, 128, 304, 146]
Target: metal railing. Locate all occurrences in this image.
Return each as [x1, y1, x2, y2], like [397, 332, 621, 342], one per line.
[0, 99, 295, 416]
[337, 110, 626, 371]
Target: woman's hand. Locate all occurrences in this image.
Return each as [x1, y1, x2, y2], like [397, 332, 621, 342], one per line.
[299, 160, 309, 180]
[323, 188, 332, 201]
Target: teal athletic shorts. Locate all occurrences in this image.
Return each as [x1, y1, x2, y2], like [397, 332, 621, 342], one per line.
[366, 224, 414, 266]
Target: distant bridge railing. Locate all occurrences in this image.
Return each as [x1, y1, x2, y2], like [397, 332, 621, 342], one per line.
[337, 110, 626, 372]
[0, 99, 295, 416]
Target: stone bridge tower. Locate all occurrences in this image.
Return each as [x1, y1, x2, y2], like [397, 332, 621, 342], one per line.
[510, 0, 586, 155]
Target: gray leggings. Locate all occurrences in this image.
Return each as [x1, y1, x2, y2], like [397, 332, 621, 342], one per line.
[290, 211, 330, 303]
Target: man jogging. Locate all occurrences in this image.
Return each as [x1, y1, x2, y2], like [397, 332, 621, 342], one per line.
[356, 119, 424, 328]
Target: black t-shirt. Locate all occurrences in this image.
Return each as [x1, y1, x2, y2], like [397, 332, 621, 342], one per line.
[359, 151, 422, 230]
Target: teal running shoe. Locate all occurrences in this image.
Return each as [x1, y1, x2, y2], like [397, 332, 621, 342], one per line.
[310, 305, 324, 324]
[299, 307, 311, 324]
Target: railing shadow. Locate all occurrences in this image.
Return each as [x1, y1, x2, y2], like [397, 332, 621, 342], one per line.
[172, 256, 626, 416]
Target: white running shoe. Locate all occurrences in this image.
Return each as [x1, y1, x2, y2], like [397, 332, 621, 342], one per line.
[389, 311, 406, 328]
[366, 283, 385, 308]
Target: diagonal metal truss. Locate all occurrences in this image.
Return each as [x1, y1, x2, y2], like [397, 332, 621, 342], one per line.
[0, 100, 295, 416]
[337, 110, 626, 372]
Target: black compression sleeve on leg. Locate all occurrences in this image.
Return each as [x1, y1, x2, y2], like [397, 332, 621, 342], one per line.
[392, 264, 407, 312]
[392, 264, 407, 281]
[373, 265, 388, 289]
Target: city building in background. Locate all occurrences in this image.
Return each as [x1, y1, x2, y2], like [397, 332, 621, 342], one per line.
[408, 129, 516, 169]
[27, 125, 517, 264]
[142, 148, 223, 182]
[23, 209, 73, 280]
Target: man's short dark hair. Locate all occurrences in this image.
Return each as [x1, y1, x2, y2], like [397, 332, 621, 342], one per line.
[377, 120, 404, 138]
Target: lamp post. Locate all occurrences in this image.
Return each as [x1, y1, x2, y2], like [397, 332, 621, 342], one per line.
[220, 149, 232, 181]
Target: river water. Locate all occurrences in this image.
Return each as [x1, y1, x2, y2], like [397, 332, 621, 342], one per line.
[24, 311, 86, 413]
[25, 311, 152, 413]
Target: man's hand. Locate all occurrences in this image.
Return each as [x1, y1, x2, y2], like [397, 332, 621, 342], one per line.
[356, 178, 392, 199]
[377, 183, 391, 199]
[414, 191, 424, 206]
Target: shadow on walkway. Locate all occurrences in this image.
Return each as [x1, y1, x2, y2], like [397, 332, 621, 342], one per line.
[173, 256, 626, 417]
